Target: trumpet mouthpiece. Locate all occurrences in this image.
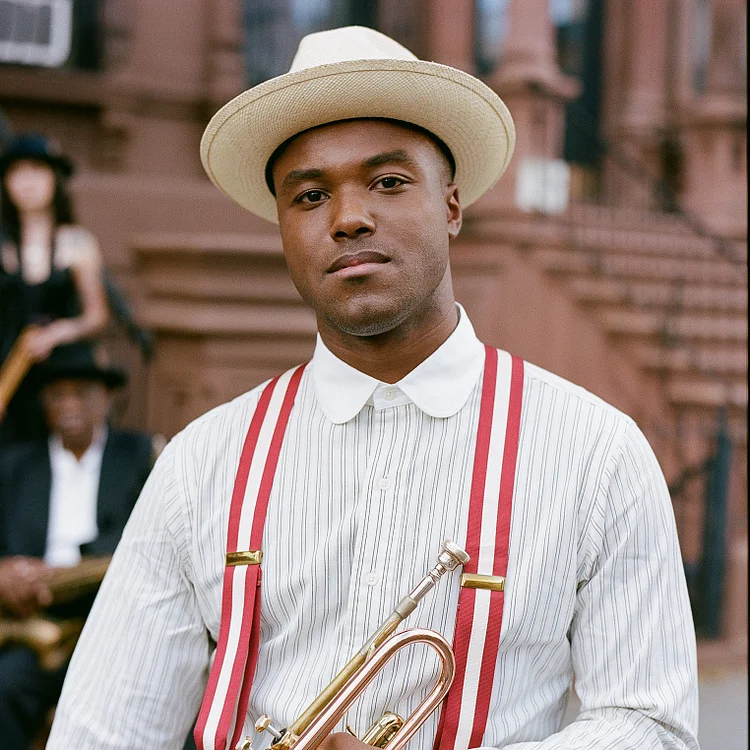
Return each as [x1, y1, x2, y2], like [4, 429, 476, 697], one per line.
[440, 539, 469, 570]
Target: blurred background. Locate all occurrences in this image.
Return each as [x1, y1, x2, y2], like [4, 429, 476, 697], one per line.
[0, 0, 746, 746]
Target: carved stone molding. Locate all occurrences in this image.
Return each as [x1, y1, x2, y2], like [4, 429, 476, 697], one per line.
[134, 232, 316, 436]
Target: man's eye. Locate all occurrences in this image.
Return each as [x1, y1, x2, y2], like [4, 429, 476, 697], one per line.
[299, 190, 327, 204]
[377, 177, 403, 189]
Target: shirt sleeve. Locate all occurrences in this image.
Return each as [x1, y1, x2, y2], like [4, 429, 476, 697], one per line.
[486, 421, 700, 750]
[47, 436, 210, 749]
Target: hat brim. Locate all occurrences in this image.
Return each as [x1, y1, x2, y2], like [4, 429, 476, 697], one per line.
[201, 59, 515, 224]
[0, 153, 74, 178]
[36, 365, 127, 390]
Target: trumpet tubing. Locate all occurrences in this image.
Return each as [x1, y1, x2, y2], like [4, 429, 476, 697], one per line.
[248, 540, 469, 750]
[291, 629, 455, 750]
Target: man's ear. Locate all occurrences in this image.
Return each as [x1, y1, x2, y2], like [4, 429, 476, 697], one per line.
[446, 184, 462, 240]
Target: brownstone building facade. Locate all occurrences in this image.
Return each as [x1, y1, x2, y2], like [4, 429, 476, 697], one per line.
[0, 0, 746, 664]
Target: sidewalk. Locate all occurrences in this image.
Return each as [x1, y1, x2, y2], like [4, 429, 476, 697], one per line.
[698, 670, 748, 750]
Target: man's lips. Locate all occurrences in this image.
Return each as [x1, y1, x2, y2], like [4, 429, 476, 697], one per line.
[327, 251, 390, 275]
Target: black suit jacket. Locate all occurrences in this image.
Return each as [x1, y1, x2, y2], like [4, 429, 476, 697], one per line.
[0, 428, 153, 560]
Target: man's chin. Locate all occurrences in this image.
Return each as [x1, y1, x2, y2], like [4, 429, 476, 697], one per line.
[58, 428, 91, 447]
[320, 303, 413, 338]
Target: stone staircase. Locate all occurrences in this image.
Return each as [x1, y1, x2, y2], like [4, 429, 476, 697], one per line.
[470, 206, 747, 421]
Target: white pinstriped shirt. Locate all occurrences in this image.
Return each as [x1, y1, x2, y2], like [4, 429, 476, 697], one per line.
[48, 308, 699, 749]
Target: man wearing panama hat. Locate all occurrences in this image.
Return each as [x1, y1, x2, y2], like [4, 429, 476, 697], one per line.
[48, 26, 698, 750]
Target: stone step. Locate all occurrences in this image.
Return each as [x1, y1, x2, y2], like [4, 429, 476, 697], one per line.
[667, 378, 748, 409]
[476, 210, 747, 263]
[635, 343, 748, 378]
[570, 277, 748, 314]
[566, 203, 733, 237]
[568, 226, 746, 262]
[602, 309, 747, 343]
[532, 247, 747, 286]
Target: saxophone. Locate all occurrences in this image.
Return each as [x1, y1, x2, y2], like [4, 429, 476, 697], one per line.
[0, 556, 110, 671]
[0, 325, 37, 416]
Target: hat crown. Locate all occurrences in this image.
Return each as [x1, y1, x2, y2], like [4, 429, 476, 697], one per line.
[38, 342, 127, 388]
[0, 132, 73, 176]
[289, 26, 418, 73]
[7, 133, 61, 160]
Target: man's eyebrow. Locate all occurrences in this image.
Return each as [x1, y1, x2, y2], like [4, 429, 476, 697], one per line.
[277, 151, 418, 193]
[279, 168, 324, 193]
[363, 150, 419, 170]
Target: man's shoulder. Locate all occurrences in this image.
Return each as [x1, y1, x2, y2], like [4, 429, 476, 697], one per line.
[520, 357, 634, 427]
[170, 376, 287, 456]
[0, 439, 47, 472]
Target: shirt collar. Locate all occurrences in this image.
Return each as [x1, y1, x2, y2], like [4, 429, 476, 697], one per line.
[312, 304, 485, 424]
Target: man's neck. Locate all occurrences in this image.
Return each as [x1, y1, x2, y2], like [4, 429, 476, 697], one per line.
[61, 438, 93, 462]
[58, 426, 105, 462]
[318, 302, 460, 384]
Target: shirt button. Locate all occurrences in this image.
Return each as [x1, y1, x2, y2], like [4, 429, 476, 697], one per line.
[365, 572, 380, 586]
[377, 476, 390, 490]
[384, 388, 396, 400]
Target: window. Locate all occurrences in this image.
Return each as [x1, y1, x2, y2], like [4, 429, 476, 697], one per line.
[691, 0, 711, 93]
[0, 0, 100, 70]
[552, 0, 589, 79]
[244, 0, 377, 85]
[474, 0, 591, 76]
[474, 0, 509, 75]
[555, 0, 603, 166]
[0, 0, 73, 67]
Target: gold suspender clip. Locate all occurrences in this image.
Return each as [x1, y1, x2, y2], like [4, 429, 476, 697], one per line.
[226, 550, 263, 567]
[460, 573, 505, 592]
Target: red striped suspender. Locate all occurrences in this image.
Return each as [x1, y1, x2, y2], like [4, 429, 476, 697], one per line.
[196, 365, 306, 750]
[435, 348, 524, 750]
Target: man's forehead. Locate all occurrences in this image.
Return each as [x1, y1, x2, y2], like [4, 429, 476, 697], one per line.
[281, 119, 431, 160]
[44, 377, 106, 392]
[267, 118, 454, 191]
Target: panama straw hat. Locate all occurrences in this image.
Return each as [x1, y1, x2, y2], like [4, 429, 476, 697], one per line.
[200, 26, 515, 224]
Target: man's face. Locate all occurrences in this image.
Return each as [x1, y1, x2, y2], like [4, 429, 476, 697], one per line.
[42, 379, 112, 447]
[272, 119, 462, 338]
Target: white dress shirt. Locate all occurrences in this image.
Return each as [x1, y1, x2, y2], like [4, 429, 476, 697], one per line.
[48, 309, 699, 749]
[44, 428, 107, 567]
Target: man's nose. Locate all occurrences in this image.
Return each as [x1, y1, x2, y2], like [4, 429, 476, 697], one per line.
[330, 192, 375, 240]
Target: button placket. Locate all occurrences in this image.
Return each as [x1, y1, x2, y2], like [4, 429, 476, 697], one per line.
[350, 410, 405, 647]
[343, 409, 392, 650]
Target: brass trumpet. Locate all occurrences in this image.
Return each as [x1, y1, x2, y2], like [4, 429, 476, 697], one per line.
[244, 540, 469, 750]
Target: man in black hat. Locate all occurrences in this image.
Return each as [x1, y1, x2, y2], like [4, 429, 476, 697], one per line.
[0, 341, 154, 750]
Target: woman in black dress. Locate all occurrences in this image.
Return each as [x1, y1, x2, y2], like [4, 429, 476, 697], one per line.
[0, 134, 108, 445]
